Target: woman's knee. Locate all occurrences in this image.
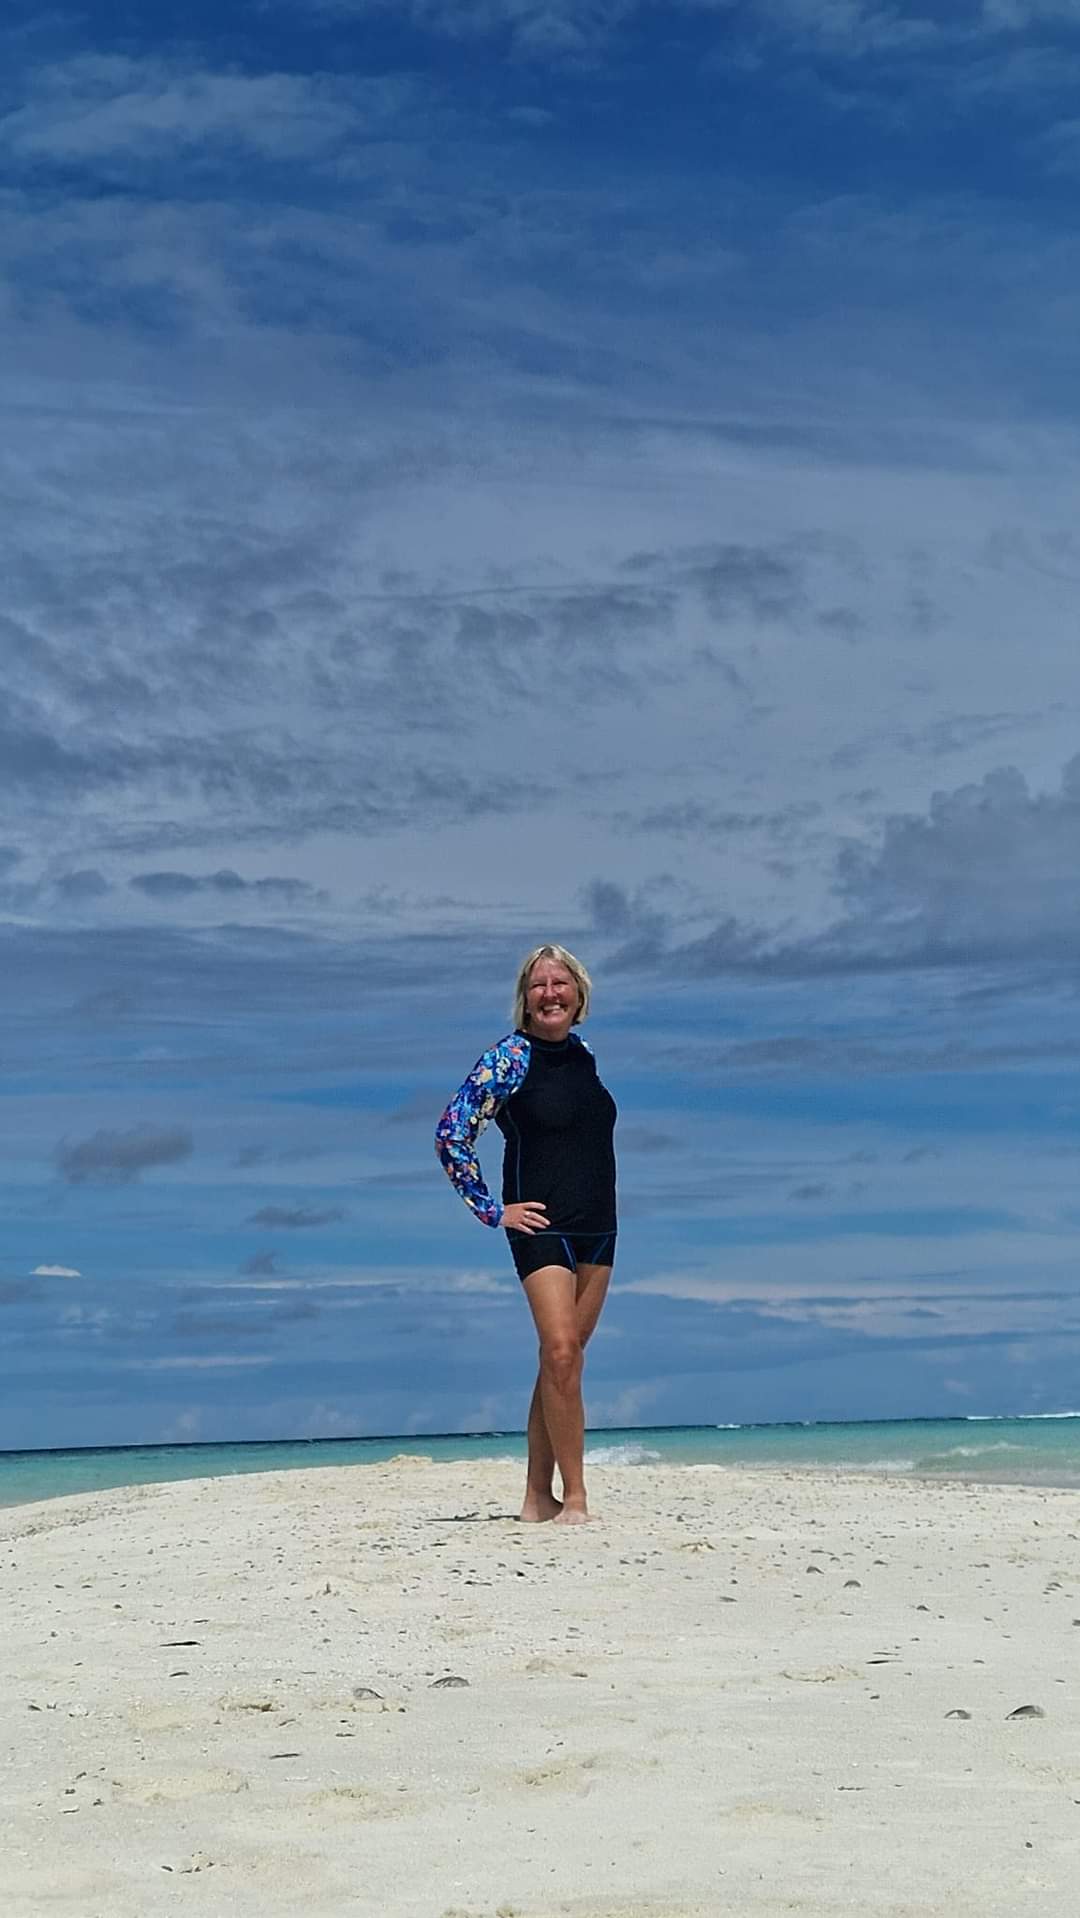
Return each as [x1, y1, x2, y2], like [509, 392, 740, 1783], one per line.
[541, 1334, 582, 1385]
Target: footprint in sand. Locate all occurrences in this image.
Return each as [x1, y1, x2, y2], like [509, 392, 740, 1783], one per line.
[126, 1705, 216, 1734]
[113, 1768, 248, 1804]
[517, 1756, 597, 1792]
[724, 1799, 825, 1828]
[516, 1750, 656, 1793]
[780, 1665, 861, 1684]
[510, 1903, 731, 1917]
[306, 1784, 412, 1820]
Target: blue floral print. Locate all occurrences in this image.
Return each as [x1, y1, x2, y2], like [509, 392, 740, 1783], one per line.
[435, 1034, 531, 1226]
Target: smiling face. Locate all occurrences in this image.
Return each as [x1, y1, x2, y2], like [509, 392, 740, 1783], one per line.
[524, 959, 580, 1042]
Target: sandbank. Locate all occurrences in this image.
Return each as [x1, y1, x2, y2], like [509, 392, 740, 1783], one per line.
[3, 1459, 1078, 1916]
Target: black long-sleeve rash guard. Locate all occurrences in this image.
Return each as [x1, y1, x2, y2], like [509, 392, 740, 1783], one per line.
[435, 1029, 617, 1233]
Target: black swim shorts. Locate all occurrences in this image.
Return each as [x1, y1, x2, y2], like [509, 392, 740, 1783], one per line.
[505, 1229, 616, 1283]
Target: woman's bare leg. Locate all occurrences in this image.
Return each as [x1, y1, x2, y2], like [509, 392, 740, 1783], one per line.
[519, 1262, 612, 1523]
[520, 1373, 561, 1521]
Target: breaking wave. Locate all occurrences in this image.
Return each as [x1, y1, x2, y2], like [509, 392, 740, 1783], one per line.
[584, 1442, 662, 1466]
[915, 1442, 1029, 1469]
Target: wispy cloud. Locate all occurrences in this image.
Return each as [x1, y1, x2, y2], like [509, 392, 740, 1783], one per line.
[0, 55, 403, 168]
[620, 1260, 1080, 1352]
[131, 869, 319, 902]
[308, 0, 649, 54]
[55, 1125, 194, 1185]
[119, 1354, 276, 1369]
[306, 0, 1079, 63]
[246, 1205, 346, 1228]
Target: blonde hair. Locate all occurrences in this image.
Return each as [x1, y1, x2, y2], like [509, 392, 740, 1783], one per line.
[513, 943, 592, 1031]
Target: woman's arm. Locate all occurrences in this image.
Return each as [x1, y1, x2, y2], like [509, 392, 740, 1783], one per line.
[434, 1035, 529, 1226]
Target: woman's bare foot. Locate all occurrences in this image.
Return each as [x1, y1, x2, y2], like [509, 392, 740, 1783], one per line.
[551, 1501, 595, 1526]
[518, 1490, 563, 1522]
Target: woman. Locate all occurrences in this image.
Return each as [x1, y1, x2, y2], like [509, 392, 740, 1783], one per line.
[435, 943, 617, 1525]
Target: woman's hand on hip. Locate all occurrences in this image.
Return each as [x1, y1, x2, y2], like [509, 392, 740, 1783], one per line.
[501, 1201, 550, 1234]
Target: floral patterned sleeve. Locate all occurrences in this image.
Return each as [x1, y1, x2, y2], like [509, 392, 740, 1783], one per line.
[434, 1034, 530, 1227]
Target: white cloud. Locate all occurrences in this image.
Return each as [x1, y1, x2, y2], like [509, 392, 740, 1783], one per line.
[299, 1402, 354, 1435]
[0, 56, 401, 166]
[757, 0, 943, 55]
[3, 384, 1079, 967]
[120, 1354, 276, 1369]
[587, 1380, 665, 1425]
[59, 1303, 109, 1328]
[622, 1223, 1080, 1343]
[160, 1408, 204, 1441]
[31, 1263, 82, 1278]
[308, 0, 1075, 61]
[310, 0, 650, 53]
[220, 1268, 513, 1296]
[830, 755, 1080, 965]
[312, 0, 952, 59]
[1040, 115, 1080, 175]
[982, 0, 1080, 26]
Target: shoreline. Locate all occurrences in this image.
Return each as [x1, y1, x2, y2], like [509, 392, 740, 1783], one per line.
[9, 1445, 1080, 1514]
[9, 1409, 1080, 1513]
[4, 1459, 1079, 1914]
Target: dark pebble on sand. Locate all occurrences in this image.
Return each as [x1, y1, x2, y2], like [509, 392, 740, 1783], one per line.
[352, 1687, 383, 1701]
[945, 1709, 972, 1720]
[1007, 1704, 1046, 1719]
[431, 1675, 469, 1689]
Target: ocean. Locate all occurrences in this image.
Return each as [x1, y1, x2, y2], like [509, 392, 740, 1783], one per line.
[4, 1414, 1080, 1509]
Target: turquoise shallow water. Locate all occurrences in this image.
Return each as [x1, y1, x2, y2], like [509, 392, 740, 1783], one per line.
[4, 1415, 1080, 1508]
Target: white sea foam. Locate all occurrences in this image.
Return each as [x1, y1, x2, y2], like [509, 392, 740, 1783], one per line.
[483, 1442, 663, 1468]
[923, 1442, 1027, 1459]
[965, 1410, 1080, 1421]
[844, 1457, 917, 1473]
[584, 1443, 662, 1466]
[774, 1456, 918, 1475]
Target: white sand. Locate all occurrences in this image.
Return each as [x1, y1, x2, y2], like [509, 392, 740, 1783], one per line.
[3, 1459, 1079, 1916]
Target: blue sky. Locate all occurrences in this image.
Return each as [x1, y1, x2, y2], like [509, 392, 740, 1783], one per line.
[5, 0, 1080, 1448]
